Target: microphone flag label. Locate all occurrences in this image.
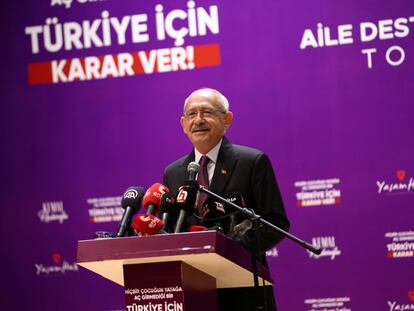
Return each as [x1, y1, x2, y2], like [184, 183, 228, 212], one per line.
[176, 188, 188, 204]
[124, 189, 139, 199]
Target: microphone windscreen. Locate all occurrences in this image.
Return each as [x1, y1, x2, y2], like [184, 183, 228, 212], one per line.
[202, 198, 226, 218]
[132, 214, 164, 235]
[187, 161, 200, 180]
[160, 192, 176, 214]
[121, 187, 145, 212]
[188, 225, 208, 232]
[143, 183, 170, 213]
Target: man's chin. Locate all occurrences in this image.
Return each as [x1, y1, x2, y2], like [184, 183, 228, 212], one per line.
[190, 133, 211, 145]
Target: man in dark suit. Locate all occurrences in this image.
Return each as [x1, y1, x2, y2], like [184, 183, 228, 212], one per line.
[163, 88, 289, 311]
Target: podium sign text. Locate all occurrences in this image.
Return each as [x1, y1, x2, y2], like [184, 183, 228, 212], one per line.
[123, 261, 218, 311]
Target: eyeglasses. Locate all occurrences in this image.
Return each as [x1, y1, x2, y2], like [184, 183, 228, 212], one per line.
[183, 109, 226, 120]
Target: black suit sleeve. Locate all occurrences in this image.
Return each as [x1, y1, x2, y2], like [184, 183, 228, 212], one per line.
[240, 153, 290, 254]
[163, 170, 170, 190]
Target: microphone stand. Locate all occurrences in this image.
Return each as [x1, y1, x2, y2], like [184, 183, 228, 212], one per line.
[250, 209, 264, 311]
[199, 186, 322, 255]
[199, 186, 322, 311]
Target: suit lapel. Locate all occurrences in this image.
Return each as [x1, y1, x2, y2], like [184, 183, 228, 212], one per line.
[210, 137, 237, 195]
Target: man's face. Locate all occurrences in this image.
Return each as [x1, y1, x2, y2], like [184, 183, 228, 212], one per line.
[180, 90, 233, 154]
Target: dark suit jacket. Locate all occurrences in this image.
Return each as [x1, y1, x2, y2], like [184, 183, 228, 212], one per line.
[163, 137, 289, 311]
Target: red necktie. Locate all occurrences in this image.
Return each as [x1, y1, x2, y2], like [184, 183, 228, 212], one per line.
[197, 155, 210, 215]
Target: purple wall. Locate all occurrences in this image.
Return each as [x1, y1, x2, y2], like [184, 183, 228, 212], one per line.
[1, 0, 413, 310]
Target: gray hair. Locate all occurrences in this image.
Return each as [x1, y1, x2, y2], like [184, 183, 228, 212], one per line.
[183, 88, 230, 112]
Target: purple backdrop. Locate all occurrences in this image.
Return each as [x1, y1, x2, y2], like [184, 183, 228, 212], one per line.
[1, 0, 413, 310]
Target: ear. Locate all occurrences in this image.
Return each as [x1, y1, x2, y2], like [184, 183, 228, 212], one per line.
[180, 116, 188, 134]
[223, 111, 233, 130]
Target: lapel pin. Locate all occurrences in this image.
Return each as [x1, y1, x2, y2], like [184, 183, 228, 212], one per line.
[221, 169, 227, 175]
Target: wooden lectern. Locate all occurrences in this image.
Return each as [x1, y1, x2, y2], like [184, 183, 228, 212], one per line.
[77, 231, 272, 311]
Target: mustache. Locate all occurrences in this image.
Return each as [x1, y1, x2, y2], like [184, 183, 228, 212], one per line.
[191, 125, 209, 132]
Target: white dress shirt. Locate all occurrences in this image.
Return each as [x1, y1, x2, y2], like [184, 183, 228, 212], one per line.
[194, 138, 223, 185]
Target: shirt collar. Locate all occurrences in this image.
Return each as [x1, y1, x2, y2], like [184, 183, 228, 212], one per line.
[194, 138, 223, 164]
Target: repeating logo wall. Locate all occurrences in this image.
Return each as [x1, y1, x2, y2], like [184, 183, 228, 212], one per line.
[295, 178, 341, 207]
[308, 236, 341, 260]
[387, 290, 414, 311]
[5, 0, 413, 310]
[385, 231, 414, 258]
[35, 253, 78, 276]
[304, 296, 351, 311]
[87, 196, 123, 223]
[377, 170, 414, 195]
[266, 246, 279, 258]
[38, 201, 69, 224]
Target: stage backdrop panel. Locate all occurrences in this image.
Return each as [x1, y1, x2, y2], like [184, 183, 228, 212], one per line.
[1, 0, 413, 310]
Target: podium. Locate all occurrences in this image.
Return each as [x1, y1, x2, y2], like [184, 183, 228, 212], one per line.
[77, 231, 273, 311]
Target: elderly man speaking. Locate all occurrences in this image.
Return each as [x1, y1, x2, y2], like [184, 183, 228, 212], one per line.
[163, 88, 290, 311]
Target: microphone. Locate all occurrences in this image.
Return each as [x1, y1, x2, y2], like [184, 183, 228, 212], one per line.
[201, 190, 245, 216]
[116, 186, 145, 237]
[201, 198, 226, 232]
[233, 219, 253, 237]
[222, 190, 245, 233]
[201, 191, 245, 232]
[173, 180, 199, 233]
[132, 214, 166, 236]
[187, 161, 200, 180]
[143, 183, 170, 215]
[201, 198, 226, 218]
[159, 191, 177, 232]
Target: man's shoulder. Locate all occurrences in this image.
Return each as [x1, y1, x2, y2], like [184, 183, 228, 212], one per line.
[225, 142, 265, 159]
[164, 154, 190, 173]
